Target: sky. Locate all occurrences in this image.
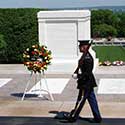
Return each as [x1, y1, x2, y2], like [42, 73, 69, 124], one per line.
[0, 0, 125, 8]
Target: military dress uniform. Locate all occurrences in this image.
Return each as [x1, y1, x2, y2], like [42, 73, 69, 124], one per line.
[72, 51, 102, 121]
[65, 41, 102, 123]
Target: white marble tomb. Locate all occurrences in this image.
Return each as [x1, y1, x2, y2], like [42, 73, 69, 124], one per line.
[37, 10, 98, 73]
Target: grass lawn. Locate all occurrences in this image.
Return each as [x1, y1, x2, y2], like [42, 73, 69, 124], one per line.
[92, 46, 125, 62]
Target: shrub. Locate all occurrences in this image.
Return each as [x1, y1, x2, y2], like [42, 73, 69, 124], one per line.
[0, 8, 43, 63]
[0, 34, 7, 63]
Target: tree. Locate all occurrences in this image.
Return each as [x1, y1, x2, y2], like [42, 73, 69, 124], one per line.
[0, 8, 40, 63]
[91, 10, 114, 25]
[0, 34, 7, 62]
[116, 12, 125, 37]
[91, 9, 122, 38]
[93, 24, 117, 38]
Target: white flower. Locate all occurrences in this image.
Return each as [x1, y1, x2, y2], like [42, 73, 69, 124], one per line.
[37, 58, 43, 62]
[26, 48, 29, 51]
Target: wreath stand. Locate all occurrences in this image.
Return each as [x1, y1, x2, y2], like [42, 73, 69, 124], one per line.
[21, 71, 54, 101]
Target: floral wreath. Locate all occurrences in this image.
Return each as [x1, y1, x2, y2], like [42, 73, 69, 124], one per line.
[23, 44, 52, 73]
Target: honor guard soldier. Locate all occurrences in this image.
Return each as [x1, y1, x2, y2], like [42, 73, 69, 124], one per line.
[62, 40, 102, 123]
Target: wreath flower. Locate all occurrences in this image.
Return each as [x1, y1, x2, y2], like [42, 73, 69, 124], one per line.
[103, 60, 112, 66]
[99, 60, 111, 66]
[23, 44, 52, 73]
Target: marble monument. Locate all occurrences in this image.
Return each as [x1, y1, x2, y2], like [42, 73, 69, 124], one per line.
[37, 10, 98, 73]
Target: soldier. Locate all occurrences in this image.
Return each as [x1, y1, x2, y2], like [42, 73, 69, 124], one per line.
[62, 40, 102, 123]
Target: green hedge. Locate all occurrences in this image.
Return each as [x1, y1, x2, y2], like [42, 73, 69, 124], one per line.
[92, 46, 125, 62]
[0, 8, 47, 63]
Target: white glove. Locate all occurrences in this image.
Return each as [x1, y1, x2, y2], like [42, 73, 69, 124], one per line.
[72, 73, 78, 79]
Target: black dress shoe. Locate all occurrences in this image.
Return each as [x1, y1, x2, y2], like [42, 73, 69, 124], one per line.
[63, 113, 72, 120]
[63, 109, 75, 119]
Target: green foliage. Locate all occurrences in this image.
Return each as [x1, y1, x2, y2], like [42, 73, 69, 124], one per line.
[93, 24, 117, 37]
[91, 10, 125, 38]
[92, 46, 125, 62]
[0, 8, 43, 63]
[116, 12, 125, 37]
[0, 34, 7, 62]
[0, 34, 6, 49]
[92, 10, 114, 25]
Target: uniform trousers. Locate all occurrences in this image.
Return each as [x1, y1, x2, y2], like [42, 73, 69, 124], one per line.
[73, 88, 101, 120]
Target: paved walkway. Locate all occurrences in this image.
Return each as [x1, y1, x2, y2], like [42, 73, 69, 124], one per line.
[0, 64, 125, 125]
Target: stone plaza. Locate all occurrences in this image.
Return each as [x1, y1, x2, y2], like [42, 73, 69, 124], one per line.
[0, 64, 125, 125]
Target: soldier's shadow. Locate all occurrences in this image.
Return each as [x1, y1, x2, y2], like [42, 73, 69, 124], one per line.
[49, 110, 96, 123]
[49, 110, 125, 124]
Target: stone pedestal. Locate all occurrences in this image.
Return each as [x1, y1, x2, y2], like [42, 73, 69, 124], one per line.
[37, 10, 98, 74]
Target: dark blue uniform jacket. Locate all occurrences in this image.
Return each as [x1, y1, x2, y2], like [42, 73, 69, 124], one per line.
[75, 52, 97, 90]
